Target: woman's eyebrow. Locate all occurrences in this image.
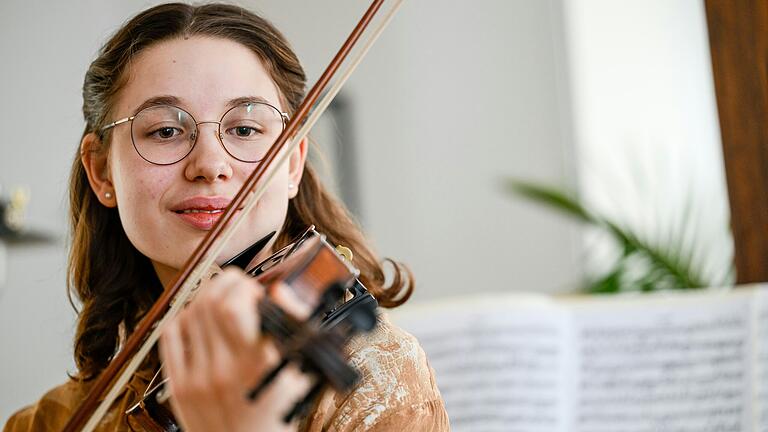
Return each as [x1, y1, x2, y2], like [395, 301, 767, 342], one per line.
[226, 96, 273, 109]
[133, 95, 181, 114]
[131, 95, 275, 115]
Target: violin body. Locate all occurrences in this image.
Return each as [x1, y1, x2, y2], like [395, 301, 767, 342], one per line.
[126, 228, 378, 431]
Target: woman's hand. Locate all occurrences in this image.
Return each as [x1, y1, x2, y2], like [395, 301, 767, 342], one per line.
[159, 267, 311, 432]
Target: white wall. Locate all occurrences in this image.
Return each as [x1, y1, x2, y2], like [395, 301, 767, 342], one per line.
[561, 0, 733, 285]
[0, 0, 580, 419]
[257, 0, 582, 301]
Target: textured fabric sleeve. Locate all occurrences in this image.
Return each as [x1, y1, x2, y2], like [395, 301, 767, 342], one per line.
[3, 382, 78, 432]
[2, 377, 141, 432]
[362, 399, 450, 432]
[3, 406, 33, 432]
[300, 314, 450, 432]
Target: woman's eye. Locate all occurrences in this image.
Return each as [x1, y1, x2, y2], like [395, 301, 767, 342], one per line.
[149, 127, 182, 139]
[230, 126, 262, 138]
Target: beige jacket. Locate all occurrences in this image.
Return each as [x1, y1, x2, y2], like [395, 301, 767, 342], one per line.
[4, 315, 449, 431]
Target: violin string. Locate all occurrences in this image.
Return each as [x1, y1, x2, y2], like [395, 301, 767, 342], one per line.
[77, 1, 404, 430]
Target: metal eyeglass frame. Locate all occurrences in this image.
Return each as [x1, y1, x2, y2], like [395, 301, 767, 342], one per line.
[99, 102, 290, 166]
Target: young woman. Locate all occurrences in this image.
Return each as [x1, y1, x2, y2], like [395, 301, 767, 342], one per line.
[3, 3, 448, 431]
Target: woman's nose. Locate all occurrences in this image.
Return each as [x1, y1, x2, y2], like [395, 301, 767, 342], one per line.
[183, 122, 234, 182]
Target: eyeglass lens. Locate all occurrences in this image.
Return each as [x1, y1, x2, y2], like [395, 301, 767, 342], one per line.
[130, 103, 285, 165]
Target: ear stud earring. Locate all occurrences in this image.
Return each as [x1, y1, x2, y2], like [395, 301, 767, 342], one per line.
[288, 183, 295, 190]
[105, 192, 113, 199]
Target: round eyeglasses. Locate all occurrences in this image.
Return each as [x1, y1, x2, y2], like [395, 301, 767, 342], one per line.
[100, 102, 289, 165]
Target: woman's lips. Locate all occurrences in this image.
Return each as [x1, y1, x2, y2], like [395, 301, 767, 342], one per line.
[171, 196, 234, 230]
[174, 208, 226, 230]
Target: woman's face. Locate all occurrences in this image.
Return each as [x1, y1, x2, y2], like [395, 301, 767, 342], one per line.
[86, 36, 306, 287]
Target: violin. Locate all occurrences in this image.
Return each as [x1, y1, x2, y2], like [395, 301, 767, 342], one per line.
[125, 227, 379, 431]
[62, 0, 403, 430]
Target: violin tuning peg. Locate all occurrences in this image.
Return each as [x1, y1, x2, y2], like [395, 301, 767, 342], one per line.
[335, 245, 353, 263]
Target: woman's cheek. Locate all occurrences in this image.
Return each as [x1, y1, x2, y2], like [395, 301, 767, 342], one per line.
[114, 165, 176, 260]
[233, 186, 289, 253]
[216, 175, 290, 263]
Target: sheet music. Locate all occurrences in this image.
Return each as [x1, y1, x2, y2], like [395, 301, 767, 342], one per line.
[755, 288, 768, 431]
[391, 296, 569, 432]
[570, 292, 753, 432]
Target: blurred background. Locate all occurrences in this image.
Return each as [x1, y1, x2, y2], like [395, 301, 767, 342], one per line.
[0, 0, 733, 423]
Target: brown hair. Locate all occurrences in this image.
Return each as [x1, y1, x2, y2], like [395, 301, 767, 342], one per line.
[70, 3, 413, 379]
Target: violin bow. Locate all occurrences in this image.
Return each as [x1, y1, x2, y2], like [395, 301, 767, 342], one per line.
[63, 0, 404, 430]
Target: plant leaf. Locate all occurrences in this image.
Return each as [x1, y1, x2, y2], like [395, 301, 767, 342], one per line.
[505, 179, 597, 224]
[505, 178, 709, 292]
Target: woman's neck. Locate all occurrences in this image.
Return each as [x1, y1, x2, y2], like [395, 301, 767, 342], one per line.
[151, 238, 278, 290]
[152, 261, 179, 290]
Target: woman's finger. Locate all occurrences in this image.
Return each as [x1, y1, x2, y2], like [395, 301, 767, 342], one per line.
[214, 272, 263, 352]
[181, 302, 212, 375]
[254, 362, 314, 427]
[159, 318, 185, 381]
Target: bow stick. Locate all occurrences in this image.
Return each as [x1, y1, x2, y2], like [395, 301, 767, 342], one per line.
[63, 0, 404, 430]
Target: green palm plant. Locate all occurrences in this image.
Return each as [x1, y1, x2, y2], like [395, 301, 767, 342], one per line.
[506, 180, 732, 293]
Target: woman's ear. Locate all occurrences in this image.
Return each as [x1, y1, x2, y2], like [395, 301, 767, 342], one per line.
[80, 132, 117, 208]
[288, 137, 308, 199]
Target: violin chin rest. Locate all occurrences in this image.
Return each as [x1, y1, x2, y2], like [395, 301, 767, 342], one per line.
[221, 230, 277, 270]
